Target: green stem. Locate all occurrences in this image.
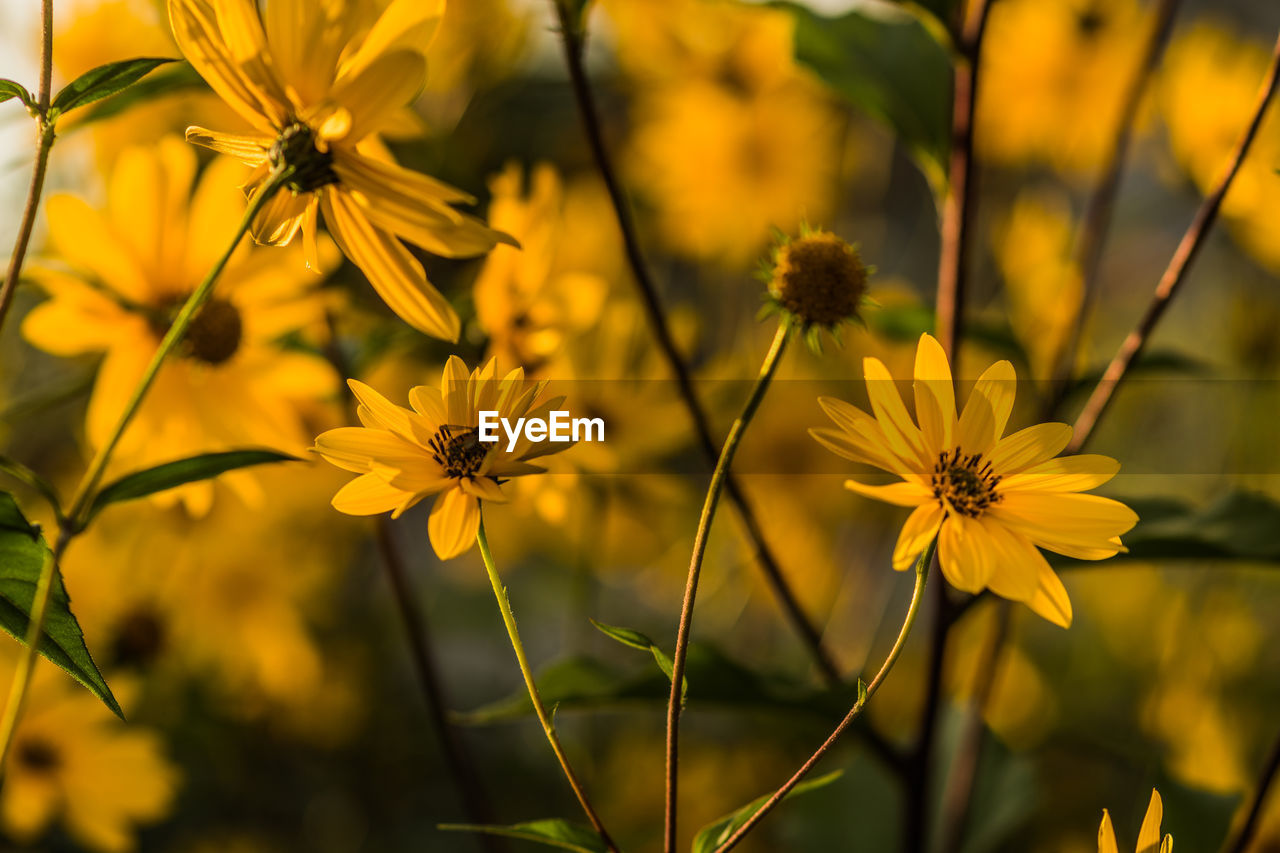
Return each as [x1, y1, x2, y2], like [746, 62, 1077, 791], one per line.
[475, 514, 618, 853]
[0, 171, 286, 772]
[64, 169, 287, 527]
[664, 321, 791, 853]
[0, 0, 57, 335]
[711, 538, 937, 853]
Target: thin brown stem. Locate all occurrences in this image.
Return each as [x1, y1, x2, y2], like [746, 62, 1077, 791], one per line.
[549, 0, 841, 685]
[1223, 727, 1280, 853]
[936, 601, 1012, 853]
[665, 322, 790, 853]
[711, 539, 937, 853]
[1048, 0, 1182, 398]
[905, 574, 953, 853]
[935, 0, 993, 362]
[375, 520, 505, 853]
[1069, 29, 1280, 454]
[0, 0, 57, 334]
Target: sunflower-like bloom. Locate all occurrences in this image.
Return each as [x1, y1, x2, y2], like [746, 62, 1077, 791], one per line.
[313, 358, 570, 559]
[811, 333, 1137, 627]
[168, 0, 511, 341]
[1099, 789, 1172, 853]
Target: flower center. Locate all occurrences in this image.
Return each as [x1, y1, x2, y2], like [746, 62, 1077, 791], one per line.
[112, 608, 166, 668]
[15, 737, 60, 774]
[270, 121, 338, 194]
[151, 296, 243, 365]
[932, 449, 1002, 518]
[428, 425, 489, 480]
[770, 231, 868, 328]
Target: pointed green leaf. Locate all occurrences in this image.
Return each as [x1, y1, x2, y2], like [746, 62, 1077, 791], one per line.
[85, 449, 299, 526]
[0, 455, 62, 519]
[691, 771, 844, 853]
[0, 79, 36, 112]
[774, 0, 954, 189]
[0, 493, 122, 718]
[51, 57, 176, 114]
[1108, 489, 1280, 563]
[439, 819, 609, 852]
[590, 618, 687, 701]
[73, 62, 205, 128]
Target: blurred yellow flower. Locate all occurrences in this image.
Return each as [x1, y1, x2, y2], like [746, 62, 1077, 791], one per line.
[613, 0, 842, 266]
[979, 0, 1152, 176]
[168, 0, 511, 340]
[418, 0, 530, 126]
[314, 357, 571, 559]
[1098, 789, 1172, 853]
[23, 138, 340, 515]
[811, 333, 1137, 626]
[0, 657, 179, 852]
[473, 162, 609, 373]
[994, 189, 1083, 379]
[1159, 22, 1280, 271]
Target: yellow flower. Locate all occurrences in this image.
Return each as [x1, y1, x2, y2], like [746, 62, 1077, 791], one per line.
[314, 357, 571, 559]
[22, 138, 340, 516]
[1098, 789, 1172, 853]
[810, 333, 1137, 627]
[473, 162, 610, 373]
[167, 0, 512, 340]
[978, 0, 1151, 176]
[0, 657, 179, 852]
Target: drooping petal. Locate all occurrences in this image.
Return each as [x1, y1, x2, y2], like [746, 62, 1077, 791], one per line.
[998, 454, 1120, 494]
[1136, 790, 1164, 853]
[893, 502, 944, 571]
[1098, 810, 1119, 853]
[987, 422, 1074, 476]
[913, 333, 955, 453]
[937, 515, 993, 594]
[428, 487, 481, 559]
[957, 360, 1016, 457]
[331, 471, 408, 515]
[249, 187, 310, 246]
[1027, 559, 1073, 628]
[321, 189, 461, 341]
[843, 479, 932, 507]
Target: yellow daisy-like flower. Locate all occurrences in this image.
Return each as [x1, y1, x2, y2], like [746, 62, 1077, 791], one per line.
[1098, 789, 1172, 853]
[810, 333, 1137, 627]
[167, 0, 511, 341]
[0, 658, 179, 853]
[313, 357, 570, 559]
[22, 138, 339, 515]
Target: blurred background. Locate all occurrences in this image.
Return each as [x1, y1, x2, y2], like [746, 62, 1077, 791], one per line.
[1, 0, 1280, 850]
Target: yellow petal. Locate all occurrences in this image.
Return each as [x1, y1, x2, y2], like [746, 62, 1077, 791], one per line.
[321, 190, 461, 341]
[864, 357, 929, 468]
[344, 0, 444, 77]
[913, 333, 955, 452]
[331, 471, 409, 515]
[442, 356, 471, 427]
[330, 50, 426, 143]
[1137, 790, 1163, 853]
[976, 519, 1041, 603]
[809, 427, 885, 467]
[184, 126, 271, 165]
[408, 386, 447, 429]
[1026, 559, 1072, 628]
[991, 493, 1137, 559]
[1098, 809, 1119, 853]
[893, 502, 944, 571]
[428, 487, 481, 559]
[843, 479, 931, 507]
[460, 476, 508, 503]
[957, 360, 1016, 457]
[347, 379, 418, 439]
[314, 426, 421, 474]
[250, 187, 310, 246]
[998, 454, 1120, 494]
[937, 515, 992, 594]
[988, 422, 1073, 475]
[44, 195, 149, 301]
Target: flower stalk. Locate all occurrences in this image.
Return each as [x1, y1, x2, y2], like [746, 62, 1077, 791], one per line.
[711, 538, 937, 853]
[475, 515, 618, 852]
[0, 0, 57, 335]
[0, 169, 289, 770]
[665, 320, 791, 853]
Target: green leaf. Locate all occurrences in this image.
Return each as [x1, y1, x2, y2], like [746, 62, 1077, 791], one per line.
[0, 78, 36, 112]
[72, 62, 205, 128]
[0, 455, 62, 520]
[84, 449, 299, 526]
[0, 493, 122, 718]
[775, 0, 954, 189]
[439, 819, 609, 852]
[590, 618, 687, 701]
[1116, 489, 1280, 562]
[691, 770, 844, 853]
[51, 57, 177, 115]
